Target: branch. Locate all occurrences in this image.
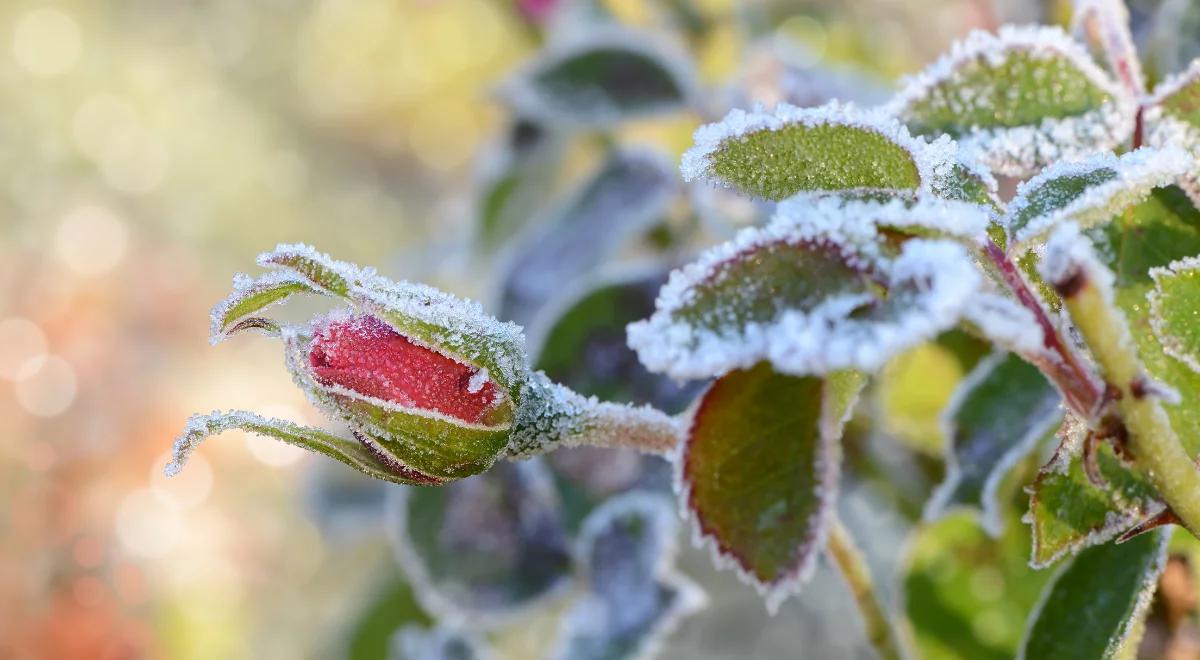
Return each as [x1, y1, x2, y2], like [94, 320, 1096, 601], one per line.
[826, 518, 909, 660]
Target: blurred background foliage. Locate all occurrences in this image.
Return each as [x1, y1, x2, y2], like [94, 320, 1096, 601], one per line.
[5, 0, 1200, 658]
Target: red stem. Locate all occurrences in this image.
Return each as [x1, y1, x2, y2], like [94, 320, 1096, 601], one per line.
[984, 239, 1103, 417]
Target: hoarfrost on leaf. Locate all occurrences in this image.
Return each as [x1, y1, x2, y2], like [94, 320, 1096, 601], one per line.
[1006, 148, 1191, 252]
[1148, 255, 1200, 373]
[681, 100, 952, 201]
[1071, 0, 1146, 97]
[1144, 59, 1200, 204]
[889, 25, 1136, 177]
[627, 214, 982, 380]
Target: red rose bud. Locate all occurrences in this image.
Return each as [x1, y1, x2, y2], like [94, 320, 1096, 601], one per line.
[309, 314, 506, 426]
[286, 313, 515, 482]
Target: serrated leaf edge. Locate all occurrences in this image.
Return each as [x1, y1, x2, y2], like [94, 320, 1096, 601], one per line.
[1147, 254, 1200, 374]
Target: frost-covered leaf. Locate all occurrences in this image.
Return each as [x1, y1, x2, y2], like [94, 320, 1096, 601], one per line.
[532, 269, 701, 414]
[1144, 60, 1200, 203]
[167, 411, 446, 485]
[890, 25, 1135, 177]
[1090, 186, 1200, 452]
[1020, 529, 1167, 660]
[501, 28, 695, 128]
[391, 624, 493, 660]
[1149, 256, 1200, 372]
[905, 513, 1052, 660]
[628, 214, 982, 380]
[681, 363, 864, 613]
[773, 195, 994, 244]
[925, 352, 1062, 535]
[1005, 148, 1191, 252]
[209, 271, 322, 343]
[682, 101, 955, 201]
[386, 459, 573, 626]
[1071, 0, 1146, 97]
[550, 494, 705, 660]
[1026, 423, 1163, 568]
[498, 149, 675, 327]
[474, 119, 566, 251]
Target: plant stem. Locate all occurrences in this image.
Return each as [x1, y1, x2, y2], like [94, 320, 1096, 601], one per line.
[1054, 257, 1200, 536]
[983, 239, 1103, 416]
[827, 518, 908, 660]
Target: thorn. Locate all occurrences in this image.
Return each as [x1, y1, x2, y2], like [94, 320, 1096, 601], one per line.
[1117, 507, 1180, 543]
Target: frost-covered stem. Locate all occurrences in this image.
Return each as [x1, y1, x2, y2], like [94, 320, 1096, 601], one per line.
[984, 240, 1103, 415]
[1054, 268, 1200, 536]
[827, 519, 907, 660]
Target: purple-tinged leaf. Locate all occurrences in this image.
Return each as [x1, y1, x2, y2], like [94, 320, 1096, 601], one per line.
[549, 493, 705, 660]
[680, 363, 864, 613]
[386, 459, 573, 626]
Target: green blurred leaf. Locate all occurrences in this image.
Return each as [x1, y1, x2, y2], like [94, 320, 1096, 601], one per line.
[346, 575, 431, 660]
[1020, 530, 1167, 660]
[891, 26, 1132, 176]
[1149, 255, 1200, 373]
[1027, 432, 1162, 568]
[475, 120, 566, 251]
[503, 29, 694, 127]
[682, 363, 864, 612]
[682, 103, 927, 201]
[498, 149, 674, 327]
[391, 623, 492, 660]
[388, 460, 573, 625]
[905, 513, 1052, 660]
[926, 352, 1062, 535]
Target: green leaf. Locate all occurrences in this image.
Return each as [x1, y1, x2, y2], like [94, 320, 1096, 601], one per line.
[167, 411, 445, 486]
[387, 459, 573, 625]
[905, 513, 1052, 660]
[209, 272, 322, 343]
[1027, 428, 1162, 568]
[499, 149, 674, 327]
[1005, 148, 1190, 252]
[1145, 60, 1200, 201]
[533, 270, 701, 414]
[1149, 255, 1200, 372]
[475, 120, 566, 251]
[628, 218, 982, 379]
[550, 494, 705, 660]
[681, 363, 864, 612]
[681, 102, 943, 201]
[345, 575, 430, 660]
[1093, 186, 1200, 453]
[502, 29, 694, 128]
[1020, 529, 1167, 660]
[925, 352, 1062, 535]
[890, 25, 1134, 177]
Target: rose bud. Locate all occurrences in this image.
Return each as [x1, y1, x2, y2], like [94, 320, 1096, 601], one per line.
[167, 244, 681, 486]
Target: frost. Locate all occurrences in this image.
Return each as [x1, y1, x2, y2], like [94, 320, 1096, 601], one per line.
[499, 26, 695, 128]
[466, 367, 490, 394]
[1007, 147, 1191, 251]
[391, 624, 493, 660]
[773, 194, 993, 243]
[889, 25, 1136, 177]
[209, 270, 318, 345]
[1071, 0, 1146, 96]
[1148, 255, 1200, 373]
[961, 293, 1047, 356]
[1144, 59, 1200, 204]
[628, 218, 982, 380]
[548, 493, 706, 660]
[681, 100, 953, 198]
[505, 371, 683, 458]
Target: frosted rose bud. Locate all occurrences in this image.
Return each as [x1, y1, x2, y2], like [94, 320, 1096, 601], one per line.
[286, 313, 514, 482]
